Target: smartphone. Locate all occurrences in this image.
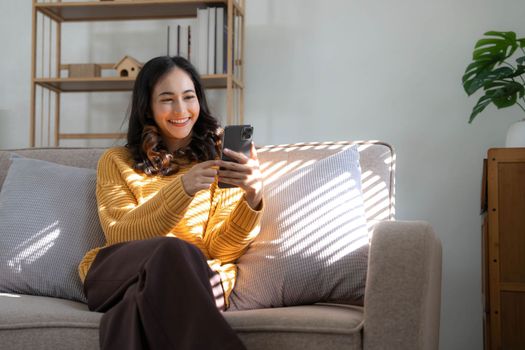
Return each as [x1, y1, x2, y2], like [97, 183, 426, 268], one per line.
[218, 124, 254, 188]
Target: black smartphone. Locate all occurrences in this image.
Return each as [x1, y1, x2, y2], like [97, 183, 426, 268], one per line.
[218, 124, 254, 188]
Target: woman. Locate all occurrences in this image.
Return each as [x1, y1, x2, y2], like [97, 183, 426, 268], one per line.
[78, 56, 263, 350]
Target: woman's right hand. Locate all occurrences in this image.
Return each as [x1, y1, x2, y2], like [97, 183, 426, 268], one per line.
[181, 160, 219, 196]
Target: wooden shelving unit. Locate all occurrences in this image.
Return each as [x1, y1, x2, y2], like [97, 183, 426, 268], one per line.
[482, 148, 525, 350]
[30, 0, 245, 146]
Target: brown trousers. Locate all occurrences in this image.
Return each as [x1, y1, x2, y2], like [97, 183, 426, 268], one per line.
[84, 237, 246, 350]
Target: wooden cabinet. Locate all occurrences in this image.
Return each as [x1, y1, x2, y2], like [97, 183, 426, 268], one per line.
[483, 148, 525, 350]
[30, 0, 245, 147]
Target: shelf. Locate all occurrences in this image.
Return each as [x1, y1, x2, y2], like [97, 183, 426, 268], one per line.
[35, 77, 135, 92]
[59, 132, 126, 140]
[35, 0, 237, 22]
[34, 74, 237, 92]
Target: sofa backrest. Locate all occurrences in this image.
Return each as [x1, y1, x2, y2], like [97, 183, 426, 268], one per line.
[0, 141, 394, 232]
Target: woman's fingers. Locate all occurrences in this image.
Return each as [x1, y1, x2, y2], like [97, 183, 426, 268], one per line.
[197, 160, 220, 169]
[200, 168, 218, 177]
[217, 144, 263, 209]
[181, 160, 220, 196]
[218, 169, 248, 180]
[223, 148, 249, 164]
[249, 142, 258, 160]
[217, 160, 251, 173]
[193, 162, 219, 179]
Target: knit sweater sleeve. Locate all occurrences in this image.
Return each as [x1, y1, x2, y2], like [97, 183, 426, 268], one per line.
[96, 148, 194, 244]
[203, 186, 264, 263]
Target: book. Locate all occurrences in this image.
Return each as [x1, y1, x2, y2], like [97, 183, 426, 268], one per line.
[167, 25, 175, 56]
[179, 25, 189, 60]
[236, 15, 242, 79]
[207, 7, 216, 74]
[188, 24, 193, 63]
[216, 7, 226, 74]
[234, 14, 240, 78]
[167, 20, 194, 60]
[184, 19, 197, 64]
[196, 7, 209, 75]
[176, 25, 181, 56]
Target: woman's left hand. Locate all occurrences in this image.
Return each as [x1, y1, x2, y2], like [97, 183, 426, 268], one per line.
[218, 143, 263, 210]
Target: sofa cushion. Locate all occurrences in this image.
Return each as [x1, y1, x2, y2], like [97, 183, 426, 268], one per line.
[229, 146, 369, 310]
[0, 157, 105, 303]
[229, 303, 363, 349]
[0, 293, 363, 350]
[0, 148, 104, 190]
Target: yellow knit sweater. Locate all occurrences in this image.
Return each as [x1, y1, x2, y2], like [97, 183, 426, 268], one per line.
[78, 147, 263, 305]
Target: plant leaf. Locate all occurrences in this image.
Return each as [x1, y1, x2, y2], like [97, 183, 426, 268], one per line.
[464, 31, 525, 122]
[462, 31, 519, 95]
[473, 40, 515, 60]
[463, 67, 514, 95]
[484, 31, 517, 43]
[469, 94, 493, 123]
[473, 31, 518, 60]
[462, 59, 500, 90]
[485, 80, 525, 108]
[511, 64, 525, 78]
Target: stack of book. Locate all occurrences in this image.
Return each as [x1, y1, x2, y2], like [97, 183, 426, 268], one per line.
[168, 6, 230, 76]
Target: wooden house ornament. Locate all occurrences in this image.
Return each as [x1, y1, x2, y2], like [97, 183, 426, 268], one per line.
[113, 55, 143, 78]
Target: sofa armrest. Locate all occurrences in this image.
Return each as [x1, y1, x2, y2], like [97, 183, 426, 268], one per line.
[363, 221, 442, 350]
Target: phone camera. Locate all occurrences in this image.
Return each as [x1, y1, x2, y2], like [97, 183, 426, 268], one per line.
[241, 127, 253, 140]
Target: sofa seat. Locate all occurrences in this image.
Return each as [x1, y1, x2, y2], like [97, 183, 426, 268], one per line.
[228, 303, 363, 349]
[0, 294, 363, 350]
[0, 293, 99, 349]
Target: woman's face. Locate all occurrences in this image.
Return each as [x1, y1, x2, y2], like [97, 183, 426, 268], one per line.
[151, 67, 200, 152]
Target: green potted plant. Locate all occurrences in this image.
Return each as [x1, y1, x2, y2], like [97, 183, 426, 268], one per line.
[462, 31, 525, 145]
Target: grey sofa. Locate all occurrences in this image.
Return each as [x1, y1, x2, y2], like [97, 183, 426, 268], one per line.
[0, 141, 442, 350]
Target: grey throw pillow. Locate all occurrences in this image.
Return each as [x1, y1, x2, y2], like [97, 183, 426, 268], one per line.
[0, 156, 105, 303]
[229, 146, 369, 310]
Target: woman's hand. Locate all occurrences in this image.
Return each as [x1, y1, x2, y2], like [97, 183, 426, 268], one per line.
[181, 160, 219, 196]
[218, 143, 263, 210]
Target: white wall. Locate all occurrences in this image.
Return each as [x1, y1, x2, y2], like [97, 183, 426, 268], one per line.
[2, 0, 525, 348]
[0, 1, 32, 148]
[244, 1, 525, 349]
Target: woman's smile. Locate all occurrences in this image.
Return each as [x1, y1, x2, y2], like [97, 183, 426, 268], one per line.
[168, 118, 191, 126]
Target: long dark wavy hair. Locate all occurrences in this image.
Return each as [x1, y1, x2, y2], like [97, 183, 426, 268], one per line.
[126, 56, 222, 176]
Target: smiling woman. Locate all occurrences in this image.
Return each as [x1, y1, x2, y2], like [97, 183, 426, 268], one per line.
[151, 68, 201, 150]
[78, 56, 264, 350]
[125, 56, 221, 176]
